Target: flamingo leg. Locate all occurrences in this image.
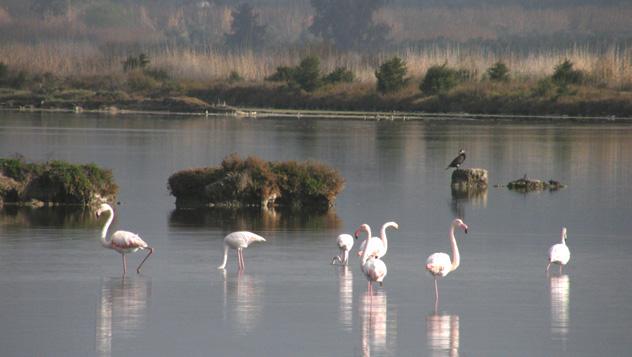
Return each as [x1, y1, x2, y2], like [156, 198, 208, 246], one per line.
[434, 278, 439, 304]
[122, 254, 127, 276]
[559, 264, 562, 275]
[238, 249, 244, 270]
[136, 247, 154, 274]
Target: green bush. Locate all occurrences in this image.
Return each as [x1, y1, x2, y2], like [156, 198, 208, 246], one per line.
[375, 57, 408, 94]
[126, 71, 160, 93]
[294, 56, 322, 92]
[266, 66, 296, 82]
[0, 62, 8, 82]
[228, 70, 243, 83]
[552, 59, 584, 86]
[323, 67, 354, 85]
[0, 157, 118, 205]
[487, 61, 510, 82]
[168, 154, 344, 209]
[420, 64, 469, 95]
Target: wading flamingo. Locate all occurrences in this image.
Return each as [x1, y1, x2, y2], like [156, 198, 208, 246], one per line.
[425, 218, 469, 303]
[358, 225, 387, 294]
[217, 231, 266, 270]
[96, 203, 154, 275]
[547, 227, 570, 274]
[332, 233, 354, 265]
[356, 221, 398, 259]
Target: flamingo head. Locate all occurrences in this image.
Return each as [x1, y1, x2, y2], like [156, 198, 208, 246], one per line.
[561, 227, 567, 241]
[95, 203, 112, 218]
[453, 218, 468, 234]
[354, 224, 370, 239]
[385, 221, 399, 230]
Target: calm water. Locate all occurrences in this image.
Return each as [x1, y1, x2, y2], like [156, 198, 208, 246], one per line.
[1, 112, 631, 356]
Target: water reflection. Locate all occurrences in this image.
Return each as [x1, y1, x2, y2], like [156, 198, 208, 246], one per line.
[96, 277, 152, 357]
[0, 206, 100, 228]
[359, 291, 395, 356]
[169, 207, 342, 232]
[426, 312, 460, 357]
[337, 266, 353, 331]
[449, 187, 488, 219]
[550, 274, 570, 344]
[222, 270, 263, 334]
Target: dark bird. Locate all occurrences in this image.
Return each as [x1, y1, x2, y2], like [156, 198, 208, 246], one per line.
[446, 149, 466, 170]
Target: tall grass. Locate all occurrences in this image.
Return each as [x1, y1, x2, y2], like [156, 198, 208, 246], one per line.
[2, 42, 632, 88]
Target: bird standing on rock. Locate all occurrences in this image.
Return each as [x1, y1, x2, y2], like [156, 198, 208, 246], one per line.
[446, 149, 466, 170]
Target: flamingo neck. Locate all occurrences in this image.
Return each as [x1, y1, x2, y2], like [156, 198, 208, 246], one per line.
[100, 207, 114, 246]
[360, 226, 373, 266]
[449, 223, 460, 272]
[560, 232, 567, 245]
[379, 225, 389, 252]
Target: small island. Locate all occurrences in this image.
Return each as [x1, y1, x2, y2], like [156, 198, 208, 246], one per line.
[506, 176, 566, 192]
[0, 157, 118, 207]
[168, 154, 345, 209]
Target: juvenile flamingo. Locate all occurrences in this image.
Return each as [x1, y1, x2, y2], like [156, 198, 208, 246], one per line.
[332, 233, 354, 265]
[217, 231, 266, 270]
[547, 227, 570, 274]
[425, 218, 469, 303]
[356, 221, 398, 259]
[358, 225, 387, 294]
[96, 203, 154, 276]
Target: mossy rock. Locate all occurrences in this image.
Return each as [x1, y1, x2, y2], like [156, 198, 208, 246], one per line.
[507, 177, 566, 192]
[0, 157, 118, 207]
[451, 168, 488, 191]
[168, 154, 345, 209]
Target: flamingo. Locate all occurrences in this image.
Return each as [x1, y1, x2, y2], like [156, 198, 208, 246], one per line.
[96, 203, 154, 276]
[332, 233, 354, 265]
[358, 225, 387, 294]
[217, 231, 266, 270]
[356, 221, 398, 259]
[547, 227, 570, 274]
[425, 218, 469, 303]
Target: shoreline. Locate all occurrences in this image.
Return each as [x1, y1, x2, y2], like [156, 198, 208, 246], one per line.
[2, 105, 630, 123]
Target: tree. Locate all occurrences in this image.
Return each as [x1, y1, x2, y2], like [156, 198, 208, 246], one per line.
[294, 56, 322, 92]
[552, 59, 584, 86]
[420, 64, 468, 95]
[224, 3, 266, 50]
[309, 0, 390, 51]
[487, 61, 510, 82]
[375, 57, 407, 94]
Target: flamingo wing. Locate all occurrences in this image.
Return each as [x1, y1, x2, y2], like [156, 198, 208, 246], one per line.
[426, 253, 452, 277]
[358, 237, 385, 257]
[224, 231, 266, 249]
[368, 259, 387, 282]
[111, 230, 148, 250]
[549, 244, 570, 265]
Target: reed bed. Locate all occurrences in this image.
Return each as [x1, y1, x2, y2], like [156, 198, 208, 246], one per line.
[2, 42, 632, 88]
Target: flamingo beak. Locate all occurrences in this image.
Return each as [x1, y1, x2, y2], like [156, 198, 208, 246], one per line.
[463, 225, 469, 234]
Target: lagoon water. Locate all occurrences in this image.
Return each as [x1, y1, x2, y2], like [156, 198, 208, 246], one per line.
[1, 112, 631, 356]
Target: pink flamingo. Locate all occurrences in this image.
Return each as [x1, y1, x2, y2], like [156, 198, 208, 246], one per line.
[358, 224, 387, 294]
[425, 218, 469, 303]
[547, 227, 570, 274]
[356, 221, 398, 259]
[217, 231, 266, 270]
[96, 203, 154, 275]
[332, 233, 354, 265]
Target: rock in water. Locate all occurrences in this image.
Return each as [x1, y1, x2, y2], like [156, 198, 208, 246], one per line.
[451, 168, 489, 191]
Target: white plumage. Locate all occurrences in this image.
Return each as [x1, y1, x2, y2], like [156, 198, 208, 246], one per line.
[425, 218, 469, 302]
[357, 224, 388, 294]
[96, 203, 153, 275]
[332, 233, 354, 265]
[217, 231, 266, 270]
[547, 227, 570, 274]
[355, 221, 398, 259]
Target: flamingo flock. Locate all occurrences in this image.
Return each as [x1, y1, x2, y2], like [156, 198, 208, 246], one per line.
[95, 203, 570, 307]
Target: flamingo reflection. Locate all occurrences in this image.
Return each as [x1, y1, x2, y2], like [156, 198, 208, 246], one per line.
[550, 274, 570, 344]
[360, 290, 396, 356]
[337, 266, 353, 331]
[426, 312, 460, 357]
[222, 270, 263, 334]
[96, 277, 151, 357]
